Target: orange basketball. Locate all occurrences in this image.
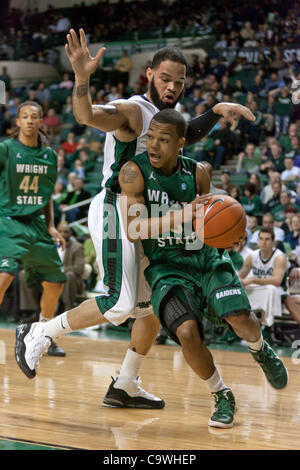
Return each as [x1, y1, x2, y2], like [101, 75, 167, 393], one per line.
[193, 194, 247, 249]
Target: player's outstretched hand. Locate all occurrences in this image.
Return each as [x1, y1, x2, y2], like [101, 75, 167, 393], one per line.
[65, 28, 106, 82]
[213, 102, 256, 128]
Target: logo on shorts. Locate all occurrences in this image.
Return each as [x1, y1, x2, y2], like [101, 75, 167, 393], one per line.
[216, 288, 241, 300]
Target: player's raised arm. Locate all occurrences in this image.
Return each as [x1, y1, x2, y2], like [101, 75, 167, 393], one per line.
[185, 103, 256, 146]
[66, 29, 141, 133]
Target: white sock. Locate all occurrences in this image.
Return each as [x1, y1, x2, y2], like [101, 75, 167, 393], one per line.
[39, 313, 49, 322]
[247, 333, 263, 352]
[42, 311, 72, 339]
[114, 348, 144, 389]
[203, 368, 227, 393]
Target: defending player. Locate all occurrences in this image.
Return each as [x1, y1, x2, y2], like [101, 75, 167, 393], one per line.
[0, 101, 66, 356]
[15, 29, 256, 409]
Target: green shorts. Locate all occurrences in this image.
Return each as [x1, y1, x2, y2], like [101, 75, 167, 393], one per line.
[0, 214, 66, 285]
[145, 245, 251, 332]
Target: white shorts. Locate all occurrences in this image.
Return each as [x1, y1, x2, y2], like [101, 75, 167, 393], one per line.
[88, 189, 152, 326]
[245, 284, 283, 327]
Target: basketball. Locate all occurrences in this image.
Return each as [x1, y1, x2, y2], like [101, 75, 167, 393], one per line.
[194, 195, 247, 249]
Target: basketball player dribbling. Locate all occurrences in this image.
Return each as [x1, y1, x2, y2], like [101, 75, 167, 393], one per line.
[117, 109, 288, 427]
[15, 28, 259, 411]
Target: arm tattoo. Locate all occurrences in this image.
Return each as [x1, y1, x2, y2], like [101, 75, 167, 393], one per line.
[75, 84, 89, 98]
[121, 166, 138, 184]
[98, 104, 119, 115]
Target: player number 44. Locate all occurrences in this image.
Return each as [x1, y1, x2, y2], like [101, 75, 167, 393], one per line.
[19, 175, 39, 194]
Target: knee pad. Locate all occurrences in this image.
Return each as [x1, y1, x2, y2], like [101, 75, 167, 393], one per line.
[161, 288, 204, 345]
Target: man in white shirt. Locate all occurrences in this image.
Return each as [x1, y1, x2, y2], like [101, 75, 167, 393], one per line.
[239, 227, 288, 327]
[281, 156, 300, 182]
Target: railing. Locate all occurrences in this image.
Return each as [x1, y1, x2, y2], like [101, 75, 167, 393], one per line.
[60, 197, 93, 227]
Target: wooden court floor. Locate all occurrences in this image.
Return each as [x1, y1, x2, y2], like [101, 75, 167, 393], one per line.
[0, 328, 300, 450]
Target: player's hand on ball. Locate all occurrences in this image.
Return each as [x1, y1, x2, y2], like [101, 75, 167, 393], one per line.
[65, 28, 106, 82]
[182, 193, 212, 223]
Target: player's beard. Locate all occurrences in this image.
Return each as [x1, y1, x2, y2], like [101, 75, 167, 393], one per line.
[149, 77, 184, 110]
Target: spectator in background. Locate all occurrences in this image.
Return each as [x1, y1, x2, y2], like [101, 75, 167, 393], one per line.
[236, 142, 262, 174]
[113, 49, 133, 87]
[209, 118, 234, 169]
[247, 214, 260, 247]
[250, 212, 285, 249]
[294, 182, 300, 206]
[56, 222, 86, 310]
[281, 156, 300, 183]
[57, 150, 69, 185]
[263, 180, 282, 213]
[281, 205, 299, 236]
[219, 170, 232, 193]
[107, 85, 121, 102]
[249, 173, 262, 196]
[42, 108, 61, 138]
[271, 190, 300, 225]
[59, 176, 91, 223]
[269, 87, 292, 138]
[241, 181, 262, 216]
[59, 72, 74, 90]
[228, 184, 240, 201]
[260, 140, 285, 174]
[55, 12, 71, 33]
[35, 81, 51, 112]
[286, 136, 300, 165]
[0, 66, 12, 92]
[284, 214, 300, 250]
[61, 131, 78, 155]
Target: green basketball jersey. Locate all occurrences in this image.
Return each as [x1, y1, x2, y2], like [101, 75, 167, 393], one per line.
[133, 152, 202, 261]
[0, 138, 57, 217]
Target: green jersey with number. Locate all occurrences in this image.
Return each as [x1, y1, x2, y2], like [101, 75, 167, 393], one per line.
[132, 152, 202, 262]
[0, 138, 57, 217]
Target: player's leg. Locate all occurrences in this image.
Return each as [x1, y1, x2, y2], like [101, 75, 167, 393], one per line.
[206, 262, 288, 390]
[40, 280, 66, 357]
[159, 285, 236, 428]
[89, 195, 164, 409]
[284, 295, 300, 324]
[40, 281, 64, 320]
[0, 272, 14, 305]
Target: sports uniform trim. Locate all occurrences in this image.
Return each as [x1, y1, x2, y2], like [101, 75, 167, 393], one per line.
[95, 190, 123, 314]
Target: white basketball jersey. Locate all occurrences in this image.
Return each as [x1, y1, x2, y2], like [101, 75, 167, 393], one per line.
[100, 95, 159, 191]
[251, 248, 287, 293]
[251, 248, 283, 278]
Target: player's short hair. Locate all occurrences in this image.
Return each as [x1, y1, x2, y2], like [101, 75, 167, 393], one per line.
[151, 109, 188, 138]
[150, 47, 187, 70]
[259, 226, 275, 240]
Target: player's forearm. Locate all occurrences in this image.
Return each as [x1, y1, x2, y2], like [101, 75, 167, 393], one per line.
[127, 210, 184, 242]
[72, 79, 94, 125]
[247, 276, 282, 287]
[185, 108, 220, 146]
[43, 198, 55, 229]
